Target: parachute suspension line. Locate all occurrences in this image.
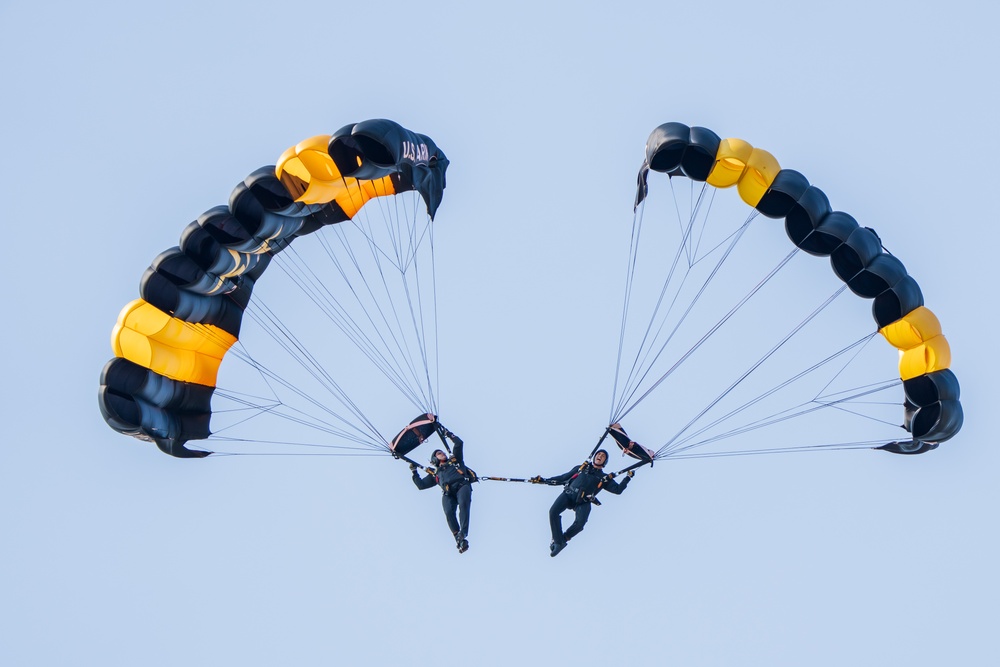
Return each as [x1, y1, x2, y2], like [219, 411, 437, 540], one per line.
[206, 432, 387, 454]
[613, 210, 766, 422]
[609, 201, 647, 424]
[690, 187, 719, 267]
[611, 184, 715, 421]
[819, 399, 904, 429]
[217, 327, 388, 450]
[420, 210, 440, 416]
[805, 333, 905, 429]
[667, 380, 902, 455]
[666, 332, 884, 452]
[314, 229, 430, 410]
[430, 209, 441, 416]
[397, 207, 439, 416]
[664, 383, 902, 457]
[814, 329, 880, 400]
[240, 296, 387, 448]
[345, 181, 411, 272]
[347, 189, 437, 412]
[398, 188, 438, 415]
[209, 185, 439, 453]
[616, 207, 733, 416]
[668, 176, 693, 266]
[613, 197, 693, 419]
[270, 241, 427, 413]
[385, 178, 408, 267]
[667, 179, 716, 269]
[276, 243, 423, 408]
[339, 201, 423, 389]
[391, 189, 441, 416]
[168, 309, 388, 450]
[197, 447, 389, 458]
[246, 288, 377, 433]
[655, 283, 849, 456]
[660, 440, 887, 460]
[697, 336, 905, 448]
[211, 376, 381, 448]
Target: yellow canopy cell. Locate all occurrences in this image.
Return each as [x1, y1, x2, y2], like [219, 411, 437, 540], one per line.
[879, 306, 951, 379]
[898, 334, 952, 380]
[334, 175, 397, 218]
[276, 134, 354, 205]
[879, 306, 943, 349]
[737, 148, 780, 207]
[111, 299, 237, 386]
[707, 138, 754, 188]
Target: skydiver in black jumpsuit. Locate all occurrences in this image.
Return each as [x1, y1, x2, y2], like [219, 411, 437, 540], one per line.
[411, 427, 474, 553]
[532, 449, 633, 557]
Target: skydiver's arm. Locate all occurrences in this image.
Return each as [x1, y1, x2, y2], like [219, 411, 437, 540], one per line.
[545, 467, 579, 485]
[600, 474, 631, 495]
[450, 435, 464, 464]
[412, 469, 437, 490]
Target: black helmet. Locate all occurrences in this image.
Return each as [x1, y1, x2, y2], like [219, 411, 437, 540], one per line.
[592, 449, 609, 467]
[430, 449, 446, 465]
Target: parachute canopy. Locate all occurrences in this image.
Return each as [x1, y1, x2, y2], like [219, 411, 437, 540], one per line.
[629, 122, 961, 453]
[99, 120, 449, 458]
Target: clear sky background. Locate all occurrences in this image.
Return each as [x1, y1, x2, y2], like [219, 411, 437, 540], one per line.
[2, 1, 997, 665]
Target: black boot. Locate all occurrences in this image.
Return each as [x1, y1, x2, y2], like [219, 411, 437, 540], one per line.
[549, 540, 567, 557]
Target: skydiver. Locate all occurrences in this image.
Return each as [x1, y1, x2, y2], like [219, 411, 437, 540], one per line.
[410, 426, 475, 553]
[530, 449, 634, 557]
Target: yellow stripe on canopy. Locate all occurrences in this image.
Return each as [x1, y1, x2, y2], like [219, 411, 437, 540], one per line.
[276, 134, 351, 205]
[111, 299, 236, 386]
[879, 306, 952, 380]
[705, 138, 779, 206]
[897, 336, 951, 380]
[275, 136, 399, 209]
[334, 176, 397, 218]
[737, 147, 780, 207]
[707, 138, 754, 188]
[880, 306, 941, 347]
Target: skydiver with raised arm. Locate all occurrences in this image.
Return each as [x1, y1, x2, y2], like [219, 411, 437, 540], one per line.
[531, 448, 634, 557]
[410, 425, 476, 553]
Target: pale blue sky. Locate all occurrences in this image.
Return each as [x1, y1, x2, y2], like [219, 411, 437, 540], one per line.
[1, 1, 997, 665]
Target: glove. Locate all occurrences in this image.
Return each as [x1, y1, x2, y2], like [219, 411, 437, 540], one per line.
[409, 463, 418, 471]
[627, 470, 635, 478]
[529, 475, 544, 484]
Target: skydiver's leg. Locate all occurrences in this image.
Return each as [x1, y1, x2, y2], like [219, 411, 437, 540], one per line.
[562, 502, 592, 541]
[441, 492, 460, 535]
[456, 484, 472, 538]
[548, 492, 573, 544]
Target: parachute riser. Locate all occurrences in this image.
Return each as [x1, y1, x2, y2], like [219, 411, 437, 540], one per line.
[588, 427, 612, 459]
[608, 460, 651, 477]
[436, 427, 452, 455]
[392, 452, 424, 469]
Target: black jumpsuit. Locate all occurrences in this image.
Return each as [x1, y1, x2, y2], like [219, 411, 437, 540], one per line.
[546, 463, 630, 545]
[412, 436, 473, 541]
